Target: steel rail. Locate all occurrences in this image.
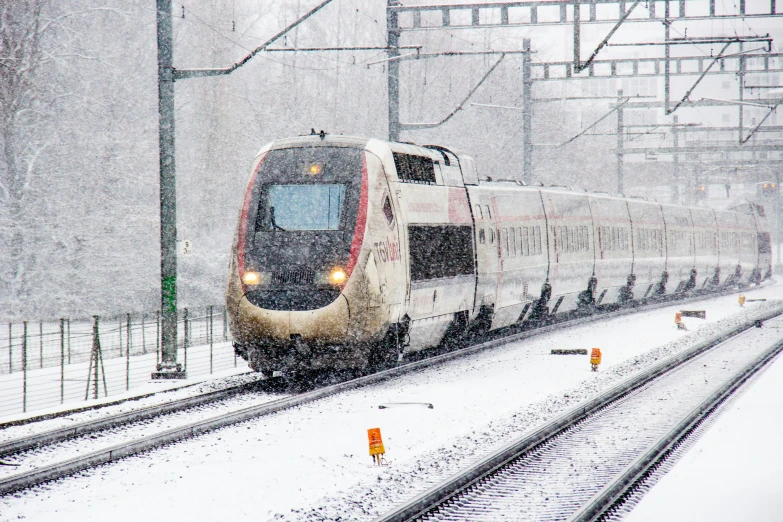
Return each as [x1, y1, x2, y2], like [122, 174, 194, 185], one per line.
[373, 304, 783, 522]
[571, 330, 783, 521]
[0, 285, 773, 496]
[0, 379, 264, 459]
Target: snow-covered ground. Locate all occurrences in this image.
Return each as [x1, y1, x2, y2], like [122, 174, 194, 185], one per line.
[0, 341, 249, 422]
[0, 367, 260, 445]
[623, 342, 783, 522]
[0, 286, 781, 521]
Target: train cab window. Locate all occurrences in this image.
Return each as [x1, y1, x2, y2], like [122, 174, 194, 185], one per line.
[409, 225, 474, 280]
[382, 195, 394, 226]
[393, 153, 436, 184]
[479, 229, 486, 244]
[262, 184, 346, 231]
[475, 205, 483, 219]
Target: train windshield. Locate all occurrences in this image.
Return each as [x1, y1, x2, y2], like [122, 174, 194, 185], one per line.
[265, 184, 346, 231]
[251, 146, 362, 238]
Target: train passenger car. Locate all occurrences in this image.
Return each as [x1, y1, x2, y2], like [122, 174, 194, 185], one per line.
[227, 134, 771, 376]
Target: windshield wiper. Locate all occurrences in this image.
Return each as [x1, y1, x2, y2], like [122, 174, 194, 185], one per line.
[270, 207, 286, 231]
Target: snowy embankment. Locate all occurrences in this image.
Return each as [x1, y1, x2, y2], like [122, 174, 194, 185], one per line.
[0, 286, 781, 522]
[623, 339, 783, 522]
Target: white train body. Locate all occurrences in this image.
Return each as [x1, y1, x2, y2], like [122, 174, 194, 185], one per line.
[226, 135, 771, 374]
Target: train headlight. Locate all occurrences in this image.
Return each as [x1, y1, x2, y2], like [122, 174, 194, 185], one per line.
[242, 271, 261, 285]
[308, 163, 323, 176]
[330, 268, 346, 284]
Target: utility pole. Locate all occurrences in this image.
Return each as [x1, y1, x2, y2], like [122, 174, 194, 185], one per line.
[522, 39, 533, 184]
[616, 88, 624, 194]
[154, 0, 183, 378]
[672, 115, 679, 203]
[151, 0, 338, 379]
[387, 0, 401, 142]
[776, 168, 782, 273]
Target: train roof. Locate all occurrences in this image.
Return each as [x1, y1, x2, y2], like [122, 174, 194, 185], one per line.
[267, 134, 370, 150]
[257, 135, 759, 219]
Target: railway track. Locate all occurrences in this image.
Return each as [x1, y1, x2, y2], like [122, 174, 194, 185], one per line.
[0, 286, 774, 498]
[373, 307, 783, 522]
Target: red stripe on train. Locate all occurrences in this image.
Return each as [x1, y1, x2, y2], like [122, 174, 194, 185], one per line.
[345, 153, 369, 282]
[237, 153, 267, 291]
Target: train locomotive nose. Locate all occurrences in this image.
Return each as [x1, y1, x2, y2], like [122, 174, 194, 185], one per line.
[236, 292, 350, 344]
[235, 288, 357, 373]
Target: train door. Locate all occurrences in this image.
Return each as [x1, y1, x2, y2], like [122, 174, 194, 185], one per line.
[394, 187, 411, 321]
[466, 186, 500, 319]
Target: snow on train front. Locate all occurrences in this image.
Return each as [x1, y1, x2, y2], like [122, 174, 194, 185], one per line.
[226, 136, 391, 375]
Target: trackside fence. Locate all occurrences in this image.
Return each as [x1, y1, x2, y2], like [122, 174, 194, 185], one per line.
[0, 306, 241, 418]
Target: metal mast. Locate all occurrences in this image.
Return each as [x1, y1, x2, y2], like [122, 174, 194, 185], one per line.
[154, 0, 182, 378]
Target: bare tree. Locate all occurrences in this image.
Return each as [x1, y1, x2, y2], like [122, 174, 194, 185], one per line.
[0, 0, 54, 311]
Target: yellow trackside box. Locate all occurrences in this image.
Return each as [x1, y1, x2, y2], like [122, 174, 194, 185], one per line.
[590, 348, 602, 366]
[368, 428, 385, 456]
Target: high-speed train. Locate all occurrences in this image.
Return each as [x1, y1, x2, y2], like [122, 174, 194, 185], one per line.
[226, 134, 772, 375]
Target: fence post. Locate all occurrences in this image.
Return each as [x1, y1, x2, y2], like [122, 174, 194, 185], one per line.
[60, 318, 65, 404]
[67, 319, 71, 364]
[86, 315, 107, 400]
[209, 306, 213, 374]
[7, 323, 11, 373]
[126, 313, 131, 391]
[118, 316, 123, 357]
[156, 310, 160, 365]
[183, 307, 188, 372]
[223, 307, 227, 341]
[39, 321, 43, 369]
[141, 313, 147, 354]
[22, 321, 27, 413]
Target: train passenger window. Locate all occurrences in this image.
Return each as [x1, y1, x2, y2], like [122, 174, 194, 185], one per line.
[535, 226, 542, 254]
[475, 205, 483, 219]
[571, 227, 577, 253]
[489, 228, 495, 243]
[582, 226, 588, 252]
[569, 226, 574, 252]
[393, 153, 436, 184]
[502, 228, 509, 258]
[382, 196, 394, 226]
[409, 225, 474, 280]
[758, 232, 771, 253]
[511, 228, 518, 257]
[485, 205, 492, 219]
[479, 229, 486, 244]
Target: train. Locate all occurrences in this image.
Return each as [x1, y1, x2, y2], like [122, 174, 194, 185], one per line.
[226, 134, 772, 376]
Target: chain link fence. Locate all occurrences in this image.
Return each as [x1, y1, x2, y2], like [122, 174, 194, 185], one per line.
[0, 305, 242, 418]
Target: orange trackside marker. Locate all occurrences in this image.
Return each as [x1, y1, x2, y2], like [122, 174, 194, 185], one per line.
[739, 294, 746, 307]
[590, 348, 602, 372]
[368, 428, 386, 465]
[675, 312, 687, 330]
